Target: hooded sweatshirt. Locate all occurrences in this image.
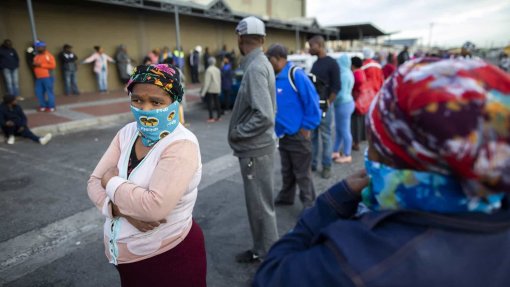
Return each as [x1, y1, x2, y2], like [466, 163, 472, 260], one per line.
[335, 54, 354, 104]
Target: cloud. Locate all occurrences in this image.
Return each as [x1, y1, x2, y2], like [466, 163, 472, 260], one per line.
[307, 0, 510, 47]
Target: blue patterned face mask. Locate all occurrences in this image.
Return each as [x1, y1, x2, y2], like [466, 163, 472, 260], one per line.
[361, 150, 504, 214]
[130, 101, 180, 147]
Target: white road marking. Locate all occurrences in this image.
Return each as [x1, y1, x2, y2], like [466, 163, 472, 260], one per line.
[0, 152, 239, 284]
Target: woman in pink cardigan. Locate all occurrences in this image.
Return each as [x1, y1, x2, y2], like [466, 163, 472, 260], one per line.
[87, 64, 206, 287]
[82, 46, 115, 93]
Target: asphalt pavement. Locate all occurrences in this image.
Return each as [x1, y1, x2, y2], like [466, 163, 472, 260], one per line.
[0, 109, 365, 287]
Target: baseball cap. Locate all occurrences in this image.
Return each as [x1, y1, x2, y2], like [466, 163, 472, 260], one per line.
[266, 44, 288, 59]
[34, 41, 46, 47]
[236, 16, 266, 36]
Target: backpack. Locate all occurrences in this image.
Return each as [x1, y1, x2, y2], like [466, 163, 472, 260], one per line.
[288, 66, 329, 117]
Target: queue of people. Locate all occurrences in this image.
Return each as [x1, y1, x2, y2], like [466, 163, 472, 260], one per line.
[0, 11, 508, 287]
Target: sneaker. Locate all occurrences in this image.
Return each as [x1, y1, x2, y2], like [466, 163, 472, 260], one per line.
[235, 250, 261, 263]
[352, 143, 360, 151]
[17, 97, 25, 101]
[321, 167, 331, 179]
[39, 133, 52, 145]
[207, 118, 215, 123]
[6, 135, 15, 145]
[46, 108, 56, 113]
[335, 155, 352, 164]
[332, 152, 340, 160]
[37, 107, 46, 112]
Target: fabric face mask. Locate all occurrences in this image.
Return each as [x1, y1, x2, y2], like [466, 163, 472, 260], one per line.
[130, 101, 180, 147]
[361, 150, 504, 214]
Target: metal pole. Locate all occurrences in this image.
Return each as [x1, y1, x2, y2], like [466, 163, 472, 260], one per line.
[26, 0, 38, 43]
[428, 22, 434, 48]
[174, 6, 181, 50]
[295, 27, 300, 53]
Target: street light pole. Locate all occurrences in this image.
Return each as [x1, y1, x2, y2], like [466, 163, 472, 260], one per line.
[26, 0, 38, 43]
[428, 22, 434, 48]
[174, 6, 181, 51]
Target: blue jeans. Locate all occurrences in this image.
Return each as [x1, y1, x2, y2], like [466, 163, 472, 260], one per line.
[333, 101, 355, 156]
[96, 70, 108, 91]
[35, 77, 55, 108]
[311, 108, 333, 169]
[2, 68, 19, 96]
[64, 70, 79, 95]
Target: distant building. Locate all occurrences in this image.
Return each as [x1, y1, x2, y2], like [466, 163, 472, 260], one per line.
[384, 38, 419, 48]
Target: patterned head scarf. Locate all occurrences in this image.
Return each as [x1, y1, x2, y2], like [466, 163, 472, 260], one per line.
[127, 64, 184, 102]
[367, 58, 510, 198]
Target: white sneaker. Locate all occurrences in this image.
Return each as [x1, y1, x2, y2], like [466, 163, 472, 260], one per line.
[7, 135, 15, 145]
[39, 133, 52, 145]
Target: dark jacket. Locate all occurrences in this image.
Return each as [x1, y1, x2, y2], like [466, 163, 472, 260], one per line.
[254, 180, 510, 287]
[58, 51, 78, 72]
[0, 46, 19, 70]
[398, 50, 410, 66]
[221, 63, 233, 91]
[0, 103, 27, 127]
[190, 50, 200, 68]
[228, 48, 276, 158]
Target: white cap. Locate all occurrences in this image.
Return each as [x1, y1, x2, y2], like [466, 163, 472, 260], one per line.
[362, 47, 375, 60]
[195, 45, 202, 53]
[236, 16, 266, 36]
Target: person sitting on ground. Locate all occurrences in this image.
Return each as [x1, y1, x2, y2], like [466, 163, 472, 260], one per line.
[0, 95, 51, 145]
[253, 58, 510, 287]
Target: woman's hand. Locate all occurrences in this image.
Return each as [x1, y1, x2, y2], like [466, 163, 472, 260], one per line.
[125, 217, 167, 233]
[101, 166, 119, 188]
[345, 169, 369, 194]
[112, 203, 167, 233]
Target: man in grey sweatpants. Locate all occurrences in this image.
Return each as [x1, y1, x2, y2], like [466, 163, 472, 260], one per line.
[229, 16, 278, 263]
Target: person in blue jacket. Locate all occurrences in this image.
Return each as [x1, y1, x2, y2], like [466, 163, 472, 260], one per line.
[253, 58, 510, 287]
[332, 54, 355, 164]
[266, 44, 321, 209]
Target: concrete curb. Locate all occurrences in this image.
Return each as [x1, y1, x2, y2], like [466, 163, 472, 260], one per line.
[0, 100, 205, 142]
[31, 112, 133, 136]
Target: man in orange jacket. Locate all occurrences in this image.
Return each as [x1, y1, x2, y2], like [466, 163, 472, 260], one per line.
[33, 41, 56, 112]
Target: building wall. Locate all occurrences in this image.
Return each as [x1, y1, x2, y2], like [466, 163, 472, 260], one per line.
[0, 0, 302, 98]
[225, 0, 304, 20]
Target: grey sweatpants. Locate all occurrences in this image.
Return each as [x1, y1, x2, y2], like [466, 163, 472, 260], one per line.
[238, 152, 279, 256]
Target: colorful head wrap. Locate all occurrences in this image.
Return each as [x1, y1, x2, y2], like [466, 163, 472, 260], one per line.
[127, 64, 183, 102]
[367, 58, 510, 198]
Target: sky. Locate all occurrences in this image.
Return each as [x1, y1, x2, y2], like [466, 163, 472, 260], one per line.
[306, 0, 510, 48]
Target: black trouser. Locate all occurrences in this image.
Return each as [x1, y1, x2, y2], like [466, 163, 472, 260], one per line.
[191, 66, 199, 83]
[222, 89, 232, 110]
[276, 132, 316, 205]
[351, 112, 366, 143]
[2, 125, 40, 142]
[205, 93, 222, 119]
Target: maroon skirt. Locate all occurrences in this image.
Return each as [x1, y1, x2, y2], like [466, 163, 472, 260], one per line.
[116, 220, 207, 287]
